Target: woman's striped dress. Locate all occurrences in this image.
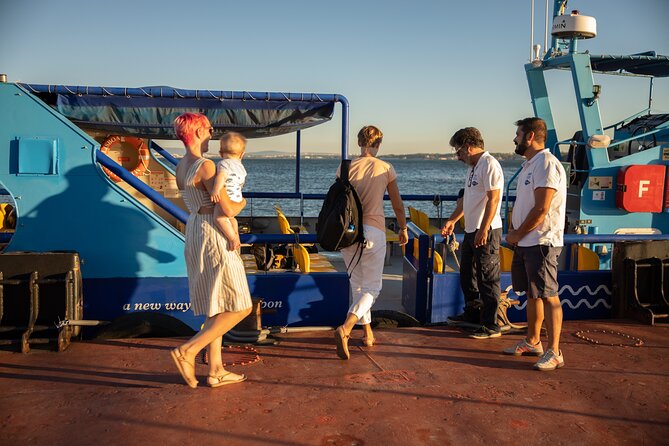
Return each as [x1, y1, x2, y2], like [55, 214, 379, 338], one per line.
[181, 158, 252, 317]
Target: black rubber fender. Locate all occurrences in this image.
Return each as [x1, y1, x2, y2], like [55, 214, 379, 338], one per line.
[95, 312, 196, 339]
[371, 310, 421, 328]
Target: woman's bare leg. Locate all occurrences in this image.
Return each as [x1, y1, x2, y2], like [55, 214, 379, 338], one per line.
[362, 323, 374, 345]
[178, 308, 252, 366]
[340, 312, 360, 336]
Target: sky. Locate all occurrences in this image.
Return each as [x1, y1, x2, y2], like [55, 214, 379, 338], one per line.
[2, 0, 668, 155]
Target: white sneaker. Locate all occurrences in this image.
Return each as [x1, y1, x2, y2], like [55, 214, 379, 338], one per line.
[503, 338, 544, 356]
[533, 348, 564, 371]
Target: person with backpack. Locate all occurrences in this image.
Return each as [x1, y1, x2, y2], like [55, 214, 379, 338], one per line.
[333, 125, 408, 360]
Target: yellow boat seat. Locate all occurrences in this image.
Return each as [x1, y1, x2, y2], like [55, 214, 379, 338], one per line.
[408, 206, 420, 227]
[433, 250, 443, 273]
[404, 238, 442, 273]
[407, 206, 441, 236]
[275, 206, 308, 236]
[276, 211, 295, 235]
[575, 245, 600, 271]
[500, 246, 514, 272]
[293, 243, 311, 273]
[385, 228, 400, 265]
[0, 204, 15, 231]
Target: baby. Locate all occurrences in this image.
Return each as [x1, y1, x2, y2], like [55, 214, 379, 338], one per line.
[211, 132, 247, 250]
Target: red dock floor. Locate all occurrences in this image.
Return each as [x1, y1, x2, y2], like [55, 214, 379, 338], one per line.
[1, 320, 668, 445]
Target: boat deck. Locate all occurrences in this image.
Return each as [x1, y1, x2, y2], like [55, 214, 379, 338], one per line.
[1, 320, 667, 445]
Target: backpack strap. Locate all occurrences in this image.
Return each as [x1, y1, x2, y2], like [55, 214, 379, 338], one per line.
[340, 159, 351, 183]
[345, 240, 365, 277]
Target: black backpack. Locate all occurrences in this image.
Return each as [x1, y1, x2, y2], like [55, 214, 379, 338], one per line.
[316, 159, 365, 252]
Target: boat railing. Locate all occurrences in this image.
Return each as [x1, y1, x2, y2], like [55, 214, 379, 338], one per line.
[433, 232, 669, 246]
[103, 142, 517, 231]
[244, 192, 476, 228]
[402, 222, 431, 322]
[605, 127, 668, 151]
[95, 151, 484, 231]
[149, 140, 178, 174]
[603, 108, 652, 131]
[399, 227, 669, 324]
[550, 125, 668, 183]
[502, 167, 522, 233]
[430, 233, 669, 273]
[96, 150, 188, 225]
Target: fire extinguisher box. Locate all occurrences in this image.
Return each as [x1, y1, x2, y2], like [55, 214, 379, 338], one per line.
[616, 164, 666, 212]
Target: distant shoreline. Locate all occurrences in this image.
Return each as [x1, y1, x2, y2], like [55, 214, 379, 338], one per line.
[170, 152, 520, 161]
[238, 152, 519, 161]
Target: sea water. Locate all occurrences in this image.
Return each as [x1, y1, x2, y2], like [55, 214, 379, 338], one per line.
[235, 158, 522, 223]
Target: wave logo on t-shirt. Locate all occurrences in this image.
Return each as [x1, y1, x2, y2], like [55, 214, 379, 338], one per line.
[524, 172, 533, 185]
[467, 169, 477, 187]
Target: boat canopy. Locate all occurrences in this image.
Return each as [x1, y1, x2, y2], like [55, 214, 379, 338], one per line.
[18, 84, 337, 139]
[589, 52, 669, 77]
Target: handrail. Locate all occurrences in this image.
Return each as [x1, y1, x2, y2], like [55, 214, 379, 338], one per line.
[240, 233, 317, 244]
[502, 166, 523, 232]
[96, 151, 188, 224]
[246, 192, 516, 202]
[606, 127, 666, 150]
[97, 152, 502, 228]
[433, 233, 669, 246]
[552, 139, 584, 153]
[95, 155, 328, 244]
[552, 127, 667, 154]
[404, 222, 431, 322]
[604, 108, 651, 131]
[19, 84, 343, 103]
[150, 140, 179, 167]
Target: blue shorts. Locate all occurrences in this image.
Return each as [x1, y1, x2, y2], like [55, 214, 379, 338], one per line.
[511, 245, 562, 298]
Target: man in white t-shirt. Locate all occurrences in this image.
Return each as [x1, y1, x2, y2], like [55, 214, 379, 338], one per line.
[441, 127, 504, 339]
[504, 117, 567, 372]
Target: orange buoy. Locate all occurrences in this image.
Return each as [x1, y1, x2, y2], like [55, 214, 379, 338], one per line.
[99, 135, 150, 182]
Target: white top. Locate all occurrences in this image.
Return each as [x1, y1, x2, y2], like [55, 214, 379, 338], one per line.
[511, 149, 567, 247]
[463, 152, 504, 233]
[216, 158, 246, 203]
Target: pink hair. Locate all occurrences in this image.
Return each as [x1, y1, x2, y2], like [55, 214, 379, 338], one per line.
[173, 113, 211, 147]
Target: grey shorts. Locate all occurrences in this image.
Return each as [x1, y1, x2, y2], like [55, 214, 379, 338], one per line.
[511, 245, 562, 299]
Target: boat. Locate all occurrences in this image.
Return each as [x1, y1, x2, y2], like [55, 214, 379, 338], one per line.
[412, 1, 669, 327]
[0, 83, 358, 341]
[1, 2, 668, 444]
[0, 1, 668, 343]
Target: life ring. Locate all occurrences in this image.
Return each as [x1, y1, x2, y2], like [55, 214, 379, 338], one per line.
[99, 135, 150, 183]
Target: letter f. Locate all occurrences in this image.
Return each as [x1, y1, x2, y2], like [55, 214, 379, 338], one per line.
[638, 180, 650, 198]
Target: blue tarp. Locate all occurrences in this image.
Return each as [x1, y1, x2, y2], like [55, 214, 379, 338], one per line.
[19, 84, 336, 139]
[589, 52, 669, 77]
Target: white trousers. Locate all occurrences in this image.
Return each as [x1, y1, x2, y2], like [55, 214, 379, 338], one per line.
[341, 225, 386, 325]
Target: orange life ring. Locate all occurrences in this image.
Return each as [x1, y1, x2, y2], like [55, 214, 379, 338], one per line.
[99, 135, 150, 183]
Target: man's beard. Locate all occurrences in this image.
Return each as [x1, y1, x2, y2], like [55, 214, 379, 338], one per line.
[514, 141, 529, 156]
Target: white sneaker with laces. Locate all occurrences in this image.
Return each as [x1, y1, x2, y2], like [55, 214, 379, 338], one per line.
[533, 348, 564, 371]
[503, 338, 544, 356]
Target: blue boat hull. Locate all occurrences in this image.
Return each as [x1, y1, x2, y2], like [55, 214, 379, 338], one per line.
[430, 271, 612, 323]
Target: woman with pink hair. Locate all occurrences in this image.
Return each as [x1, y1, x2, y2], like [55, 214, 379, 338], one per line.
[170, 113, 252, 388]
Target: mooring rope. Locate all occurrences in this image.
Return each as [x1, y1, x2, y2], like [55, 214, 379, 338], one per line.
[573, 329, 644, 347]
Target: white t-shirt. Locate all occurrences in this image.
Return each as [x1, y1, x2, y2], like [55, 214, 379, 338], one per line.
[463, 152, 504, 233]
[511, 149, 567, 247]
[216, 158, 246, 203]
